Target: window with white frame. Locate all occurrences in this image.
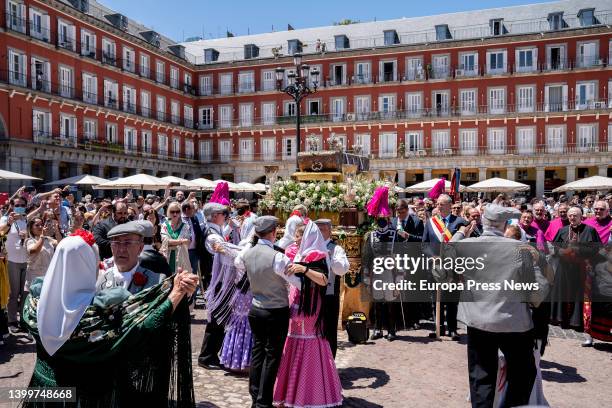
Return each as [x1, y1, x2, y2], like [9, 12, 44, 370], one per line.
[199, 140, 212, 162]
[331, 63, 347, 85]
[378, 95, 396, 119]
[284, 101, 296, 116]
[432, 54, 450, 79]
[123, 85, 136, 113]
[458, 52, 478, 76]
[172, 137, 180, 158]
[459, 89, 476, 115]
[577, 41, 598, 67]
[355, 96, 371, 120]
[170, 66, 179, 89]
[32, 110, 51, 141]
[199, 107, 213, 129]
[140, 91, 151, 117]
[406, 131, 423, 153]
[459, 129, 478, 155]
[239, 138, 254, 161]
[378, 60, 396, 82]
[432, 130, 450, 154]
[220, 73, 233, 95]
[199, 75, 212, 95]
[81, 29, 96, 57]
[282, 137, 296, 159]
[185, 139, 194, 159]
[156, 95, 166, 121]
[262, 102, 275, 125]
[219, 105, 233, 128]
[158, 133, 168, 156]
[8, 49, 26, 86]
[516, 48, 537, 72]
[31, 57, 51, 92]
[333, 134, 347, 151]
[103, 79, 118, 108]
[170, 101, 180, 124]
[184, 105, 193, 128]
[379, 132, 397, 158]
[102, 38, 116, 64]
[486, 50, 506, 74]
[575, 81, 597, 110]
[261, 70, 275, 91]
[156, 60, 165, 83]
[57, 19, 75, 51]
[517, 86, 535, 113]
[239, 103, 253, 127]
[59, 66, 73, 97]
[219, 140, 232, 162]
[305, 135, 322, 152]
[487, 128, 506, 154]
[122, 46, 135, 72]
[405, 57, 424, 80]
[124, 127, 137, 152]
[238, 71, 254, 93]
[140, 53, 150, 77]
[59, 113, 77, 140]
[262, 138, 276, 161]
[83, 119, 97, 140]
[516, 127, 535, 154]
[141, 130, 152, 153]
[432, 91, 449, 116]
[331, 98, 345, 122]
[546, 125, 565, 153]
[545, 84, 568, 112]
[7, 0, 26, 33]
[184, 72, 192, 90]
[354, 134, 371, 155]
[354, 62, 371, 84]
[577, 124, 596, 152]
[608, 123, 612, 151]
[105, 123, 117, 144]
[29, 7, 50, 41]
[406, 92, 422, 118]
[308, 65, 322, 89]
[488, 87, 506, 114]
[609, 79, 612, 108]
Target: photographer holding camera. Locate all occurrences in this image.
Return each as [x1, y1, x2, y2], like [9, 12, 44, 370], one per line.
[0, 196, 29, 332]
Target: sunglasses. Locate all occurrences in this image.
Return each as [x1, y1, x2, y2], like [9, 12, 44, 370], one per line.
[169, 210, 181, 214]
[14, 204, 26, 208]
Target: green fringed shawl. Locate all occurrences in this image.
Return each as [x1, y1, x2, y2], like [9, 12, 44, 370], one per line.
[22, 275, 195, 407]
[164, 221, 185, 273]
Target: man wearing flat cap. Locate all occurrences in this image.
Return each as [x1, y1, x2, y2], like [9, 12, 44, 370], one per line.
[95, 220, 166, 294]
[314, 218, 349, 358]
[444, 204, 550, 408]
[137, 220, 171, 276]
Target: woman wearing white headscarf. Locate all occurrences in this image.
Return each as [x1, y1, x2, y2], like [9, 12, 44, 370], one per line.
[277, 213, 304, 249]
[273, 222, 343, 408]
[22, 233, 197, 407]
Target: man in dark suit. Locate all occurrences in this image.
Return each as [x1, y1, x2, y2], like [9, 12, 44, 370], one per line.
[422, 194, 466, 340]
[137, 220, 171, 276]
[93, 201, 128, 261]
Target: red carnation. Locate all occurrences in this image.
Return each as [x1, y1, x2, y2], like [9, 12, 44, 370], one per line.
[132, 271, 148, 287]
[70, 229, 96, 247]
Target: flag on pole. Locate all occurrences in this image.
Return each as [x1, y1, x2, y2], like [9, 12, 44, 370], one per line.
[450, 168, 461, 201]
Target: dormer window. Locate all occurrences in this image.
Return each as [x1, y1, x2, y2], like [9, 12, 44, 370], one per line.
[105, 13, 128, 31]
[335, 35, 349, 50]
[287, 39, 302, 55]
[548, 12, 564, 30]
[383, 30, 399, 46]
[140, 30, 161, 47]
[204, 48, 219, 63]
[435, 25, 451, 41]
[244, 44, 259, 59]
[490, 19, 505, 36]
[578, 8, 596, 27]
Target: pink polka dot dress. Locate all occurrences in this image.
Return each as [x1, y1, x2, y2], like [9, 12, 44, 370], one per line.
[273, 286, 343, 407]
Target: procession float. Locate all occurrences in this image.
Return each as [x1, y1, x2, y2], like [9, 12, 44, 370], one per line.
[259, 135, 399, 323]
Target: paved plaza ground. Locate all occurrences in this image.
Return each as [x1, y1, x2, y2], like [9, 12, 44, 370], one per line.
[2, 301, 611, 407]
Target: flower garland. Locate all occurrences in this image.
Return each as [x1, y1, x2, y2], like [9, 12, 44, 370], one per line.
[70, 229, 96, 247]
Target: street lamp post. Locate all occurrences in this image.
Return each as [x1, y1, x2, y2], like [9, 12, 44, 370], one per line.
[275, 53, 319, 171]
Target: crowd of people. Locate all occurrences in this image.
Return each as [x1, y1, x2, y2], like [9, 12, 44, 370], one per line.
[0, 181, 610, 407]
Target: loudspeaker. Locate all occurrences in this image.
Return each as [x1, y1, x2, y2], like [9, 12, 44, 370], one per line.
[346, 312, 369, 344]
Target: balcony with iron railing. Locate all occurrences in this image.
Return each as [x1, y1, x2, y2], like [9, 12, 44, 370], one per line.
[81, 46, 97, 60]
[57, 33, 76, 52]
[0, 70, 198, 131]
[29, 20, 51, 43]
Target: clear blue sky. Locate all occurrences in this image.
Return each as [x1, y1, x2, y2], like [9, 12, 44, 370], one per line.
[100, 0, 554, 42]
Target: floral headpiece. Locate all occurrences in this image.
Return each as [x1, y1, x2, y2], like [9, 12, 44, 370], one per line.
[70, 229, 95, 247]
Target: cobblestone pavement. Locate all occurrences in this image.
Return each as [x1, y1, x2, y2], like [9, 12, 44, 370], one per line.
[2, 303, 611, 407]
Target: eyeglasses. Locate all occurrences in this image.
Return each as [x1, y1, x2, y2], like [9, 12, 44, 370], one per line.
[110, 240, 143, 247]
[169, 210, 181, 215]
[593, 208, 606, 211]
[452, 207, 462, 210]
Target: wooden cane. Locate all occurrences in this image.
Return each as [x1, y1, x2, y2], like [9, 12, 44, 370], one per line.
[435, 288, 441, 339]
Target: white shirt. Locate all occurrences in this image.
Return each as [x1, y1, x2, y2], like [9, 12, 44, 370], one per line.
[0, 215, 28, 263]
[234, 238, 302, 288]
[325, 239, 350, 295]
[182, 215, 197, 250]
[109, 262, 140, 289]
